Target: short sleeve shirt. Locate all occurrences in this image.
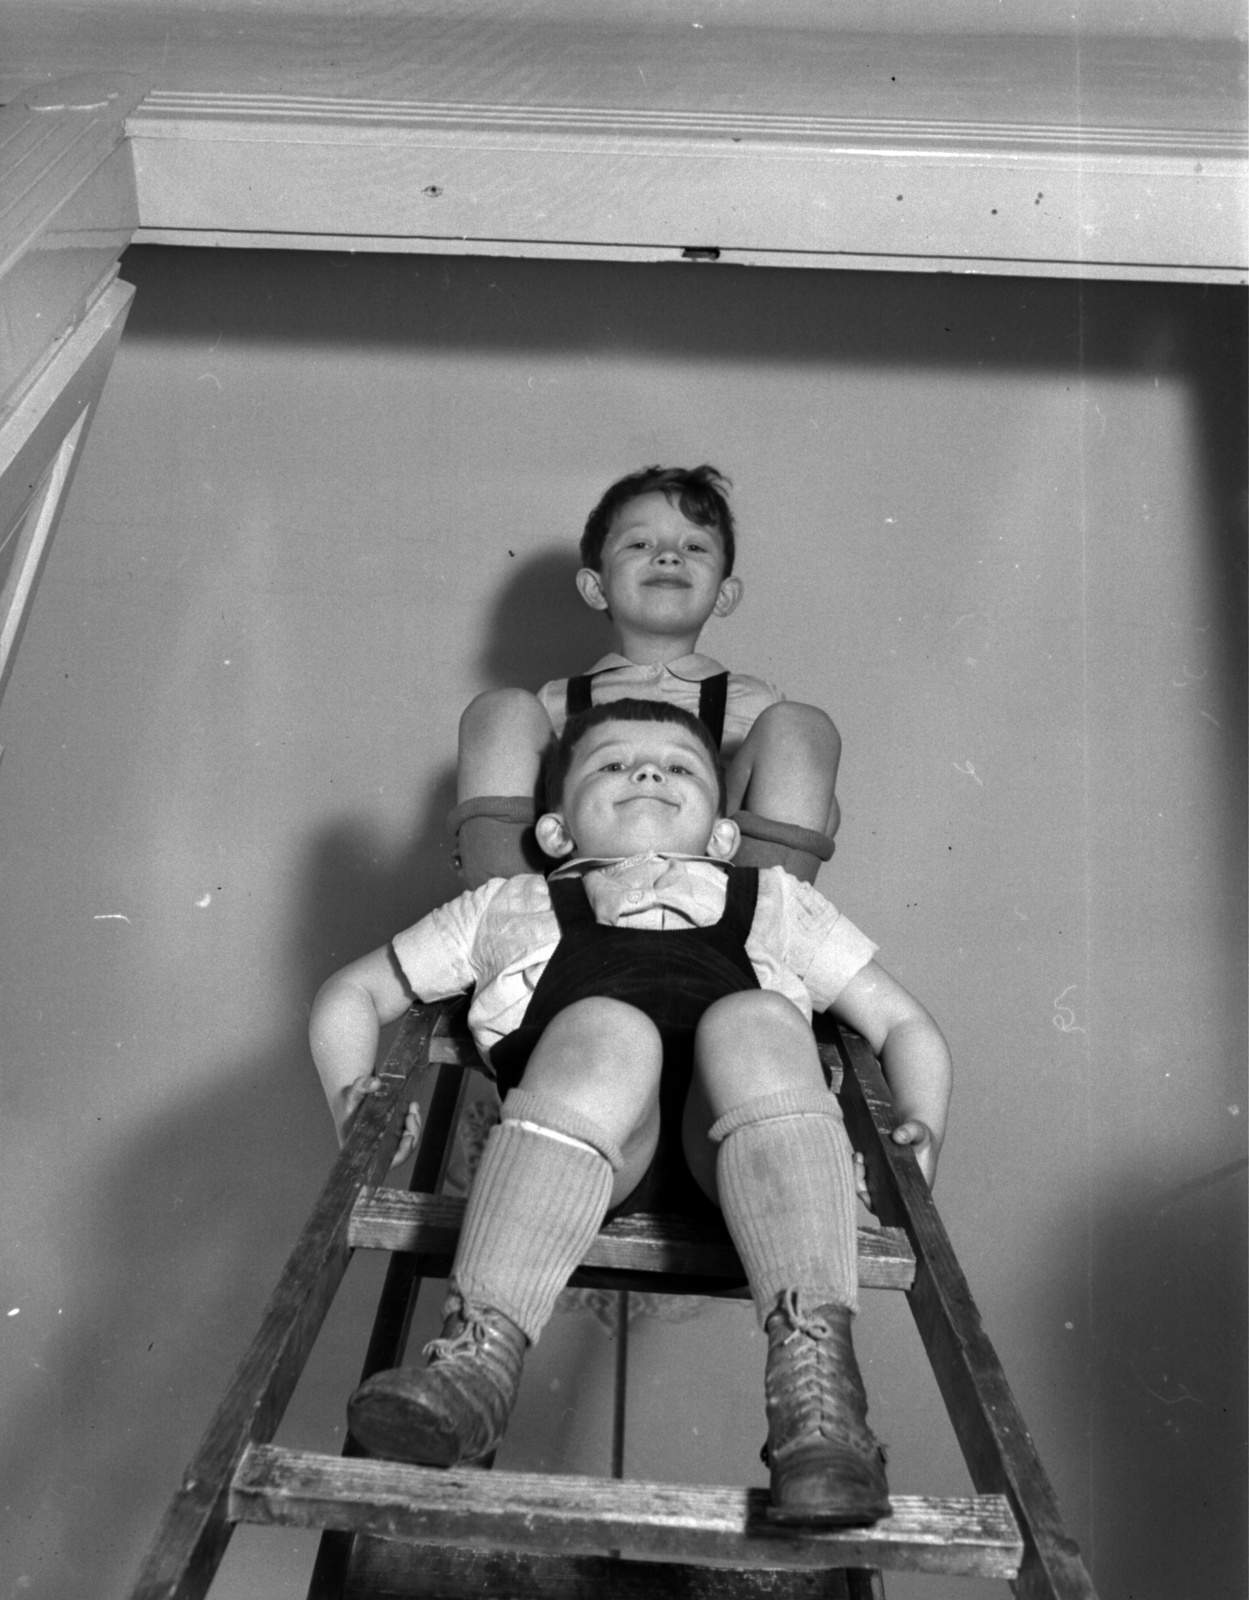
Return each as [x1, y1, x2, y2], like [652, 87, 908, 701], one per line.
[390, 858, 878, 1066]
[536, 653, 783, 758]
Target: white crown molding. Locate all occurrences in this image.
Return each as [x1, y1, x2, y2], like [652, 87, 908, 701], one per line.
[131, 89, 1246, 161]
[125, 87, 1246, 280]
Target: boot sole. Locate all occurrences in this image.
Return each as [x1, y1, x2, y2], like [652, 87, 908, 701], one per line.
[348, 1387, 480, 1468]
[765, 1498, 892, 1529]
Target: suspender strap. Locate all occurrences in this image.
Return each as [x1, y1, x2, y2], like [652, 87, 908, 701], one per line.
[547, 872, 600, 933]
[697, 672, 729, 747]
[565, 670, 730, 748]
[565, 675, 594, 717]
[719, 865, 760, 943]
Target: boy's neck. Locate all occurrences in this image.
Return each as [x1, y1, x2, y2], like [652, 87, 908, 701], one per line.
[611, 623, 706, 666]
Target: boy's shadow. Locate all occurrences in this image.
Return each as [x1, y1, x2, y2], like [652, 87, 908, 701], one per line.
[476, 547, 613, 693]
[298, 546, 612, 994]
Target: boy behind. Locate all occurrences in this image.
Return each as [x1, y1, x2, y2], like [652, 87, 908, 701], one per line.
[312, 700, 950, 1528]
[451, 465, 842, 888]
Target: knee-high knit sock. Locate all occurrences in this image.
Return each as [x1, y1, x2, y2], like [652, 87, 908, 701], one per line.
[447, 796, 539, 888]
[710, 1087, 859, 1323]
[731, 811, 834, 886]
[448, 1088, 621, 1344]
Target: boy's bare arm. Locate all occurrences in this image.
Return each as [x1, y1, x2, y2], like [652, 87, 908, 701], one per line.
[310, 946, 417, 1153]
[826, 959, 952, 1188]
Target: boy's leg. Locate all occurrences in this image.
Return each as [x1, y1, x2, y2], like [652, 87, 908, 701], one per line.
[450, 688, 554, 887]
[726, 702, 840, 884]
[686, 991, 888, 1526]
[348, 1000, 662, 1465]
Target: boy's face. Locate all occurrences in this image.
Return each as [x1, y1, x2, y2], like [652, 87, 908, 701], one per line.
[536, 717, 740, 862]
[576, 492, 742, 640]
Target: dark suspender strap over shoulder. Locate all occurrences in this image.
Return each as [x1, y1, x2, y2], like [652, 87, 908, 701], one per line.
[547, 872, 600, 933]
[697, 672, 729, 748]
[565, 675, 594, 718]
[718, 865, 759, 944]
[565, 670, 730, 748]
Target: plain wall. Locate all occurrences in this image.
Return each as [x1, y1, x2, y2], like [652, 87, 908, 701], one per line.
[0, 248, 1243, 1600]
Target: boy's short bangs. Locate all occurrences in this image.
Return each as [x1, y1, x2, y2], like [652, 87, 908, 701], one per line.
[580, 464, 736, 575]
[543, 698, 728, 817]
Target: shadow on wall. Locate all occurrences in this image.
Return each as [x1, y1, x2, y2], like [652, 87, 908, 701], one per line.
[476, 546, 613, 693]
[0, 1035, 332, 1596]
[118, 246, 1245, 386]
[0, 770, 468, 1596]
[1088, 1161, 1248, 1596]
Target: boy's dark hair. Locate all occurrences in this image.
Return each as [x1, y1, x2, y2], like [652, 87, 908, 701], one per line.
[542, 697, 728, 817]
[580, 465, 736, 575]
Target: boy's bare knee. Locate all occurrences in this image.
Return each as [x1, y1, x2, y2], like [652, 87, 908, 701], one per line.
[695, 991, 824, 1108]
[459, 686, 550, 746]
[700, 989, 811, 1049]
[525, 999, 664, 1105]
[753, 700, 840, 762]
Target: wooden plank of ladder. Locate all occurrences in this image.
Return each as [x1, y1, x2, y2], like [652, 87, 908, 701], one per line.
[833, 1024, 1097, 1600]
[347, 1188, 916, 1294]
[234, 1445, 1023, 1583]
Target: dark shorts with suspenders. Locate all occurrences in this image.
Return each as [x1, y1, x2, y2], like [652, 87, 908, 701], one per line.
[490, 866, 761, 1216]
[564, 670, 730, 749]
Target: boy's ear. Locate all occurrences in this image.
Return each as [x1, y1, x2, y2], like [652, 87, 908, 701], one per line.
[712, 575, 744, 618]
[575, 567, 610, 613]
[706, 816, 741, 861]
[535, 812, 577, 859]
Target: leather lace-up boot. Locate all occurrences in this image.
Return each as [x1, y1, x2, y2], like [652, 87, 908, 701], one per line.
[763, 1291, 890, 1526]
[347, 1300, 527, 1467]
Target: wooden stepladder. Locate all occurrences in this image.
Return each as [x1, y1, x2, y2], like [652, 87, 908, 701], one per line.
[129, 999, 1099, 1600]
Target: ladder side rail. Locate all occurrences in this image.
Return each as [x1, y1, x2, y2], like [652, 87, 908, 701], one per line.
[127, 1004, 444, 1600]
[832, 1024, 1098, 1600]
[308, 1003, 476, 1600]
[356, 1032, 475, 1383]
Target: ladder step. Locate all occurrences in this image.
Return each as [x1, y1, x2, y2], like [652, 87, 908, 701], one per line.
[232, 1444, 1021, 1581]
[342, 1537, 881, 1598]
[348, 1189, 916, 1293]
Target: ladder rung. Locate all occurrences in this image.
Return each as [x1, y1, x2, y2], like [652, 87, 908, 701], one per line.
[348, 1189, 916, 1292]
[232, 1444, 1021, 1580]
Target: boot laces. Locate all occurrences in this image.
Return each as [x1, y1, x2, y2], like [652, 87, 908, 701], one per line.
[774, 1288, 833, 1345]
[424, 1304, 495, 1363]
[767, 1290, 877, 1456]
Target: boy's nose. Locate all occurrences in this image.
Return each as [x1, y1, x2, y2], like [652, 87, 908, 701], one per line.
[631, 761, 665, 783]
[653, 546, 683, 565]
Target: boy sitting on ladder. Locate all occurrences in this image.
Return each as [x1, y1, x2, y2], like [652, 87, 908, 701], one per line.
[310, 697, 952, 1528]
[450, 464, 841, 888]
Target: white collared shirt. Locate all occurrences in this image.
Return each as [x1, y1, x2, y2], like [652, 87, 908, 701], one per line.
[537, 653, 783, 757]
[390, 857, 878, 1067]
